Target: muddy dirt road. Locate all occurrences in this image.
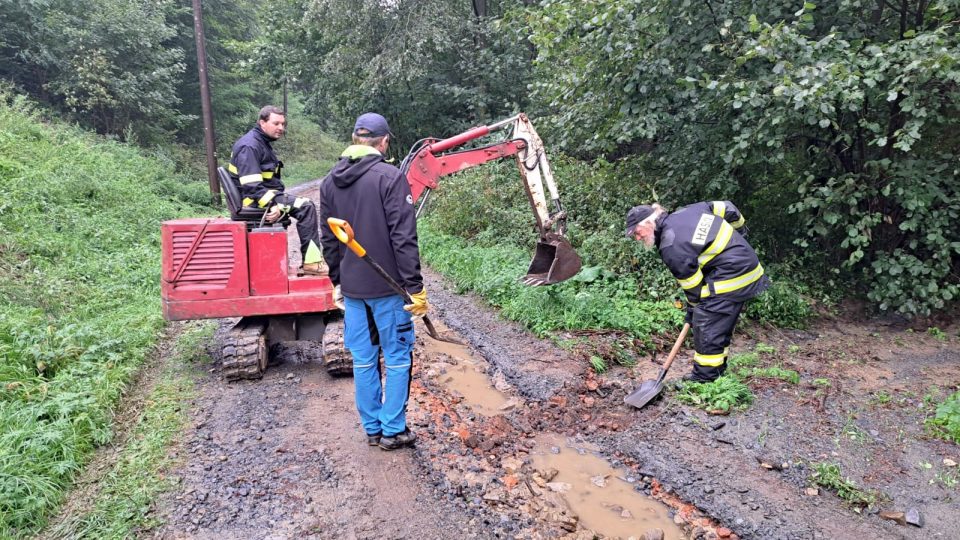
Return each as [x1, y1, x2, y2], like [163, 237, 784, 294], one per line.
[148, 181, 957, 539]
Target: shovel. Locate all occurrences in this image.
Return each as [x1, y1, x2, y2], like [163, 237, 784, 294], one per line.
[624, 322, 691, 409]
[326, 217, 463, 345]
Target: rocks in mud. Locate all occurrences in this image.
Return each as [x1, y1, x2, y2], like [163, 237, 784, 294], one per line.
[641, 528, 665, 540]
[904, 507, 923, 527]
[879, 510, 906, 525]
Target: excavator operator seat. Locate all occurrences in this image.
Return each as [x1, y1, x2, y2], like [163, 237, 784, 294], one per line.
[216, 167, 290, 229]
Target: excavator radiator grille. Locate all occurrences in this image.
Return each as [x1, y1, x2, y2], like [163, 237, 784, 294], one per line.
[170, 230, 235, 289]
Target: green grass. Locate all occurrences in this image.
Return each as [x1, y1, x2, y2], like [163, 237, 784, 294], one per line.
[42, 322, 211, 538]
[675, 375, 754, 413]
[810, 462, 881, 507]
[418, 221, 681, 342]
[0, 92, 210, 537]
[673, 351, 799, 413]
[926, 390, 960, 444]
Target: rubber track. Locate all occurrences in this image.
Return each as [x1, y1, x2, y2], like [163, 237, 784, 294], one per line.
[221, 319, 267, 381]
[322, 318, 353, 376]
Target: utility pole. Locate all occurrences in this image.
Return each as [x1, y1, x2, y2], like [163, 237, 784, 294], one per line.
[192, 0, 220, 206]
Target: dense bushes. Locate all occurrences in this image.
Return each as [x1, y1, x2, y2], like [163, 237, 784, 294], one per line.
[424, 152, 810, 329]
[0, 94, 209, 536]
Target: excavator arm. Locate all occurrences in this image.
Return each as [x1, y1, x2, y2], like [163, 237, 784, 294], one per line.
[401, 113, 581, 286]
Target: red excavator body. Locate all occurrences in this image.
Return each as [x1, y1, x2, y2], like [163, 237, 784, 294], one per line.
[161, 218, 337, 320]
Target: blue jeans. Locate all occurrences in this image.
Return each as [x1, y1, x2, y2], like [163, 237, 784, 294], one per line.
[343, 294, 415, 437]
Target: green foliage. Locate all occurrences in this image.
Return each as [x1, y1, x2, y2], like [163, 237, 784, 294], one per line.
[0, 94, 208, 536]
[927, 327, 947, 341]
[522, 0, 960, 317]
[589, 356, 607, 374]
[418, 222, 680, 341]
[675, 376, 754, 413]
[810, 462, 881, 507]
[926, 390, 960, 444]
[277, 0, 533, 155]
[42, 323, 209, 538]
[1, 0, 189, 143]
[754, 342, 776, 354]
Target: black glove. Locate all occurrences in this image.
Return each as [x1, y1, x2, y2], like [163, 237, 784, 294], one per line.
[738, 224, 750, 239]
[684, 306, 694, 325]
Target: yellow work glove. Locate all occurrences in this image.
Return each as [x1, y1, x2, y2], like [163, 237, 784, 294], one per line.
[403, 288, 429, 317]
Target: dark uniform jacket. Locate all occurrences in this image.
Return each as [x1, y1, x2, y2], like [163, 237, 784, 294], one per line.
[319, 145, 423, 299]
[228, 126, 284, 208]
[655, 201, 769, 305]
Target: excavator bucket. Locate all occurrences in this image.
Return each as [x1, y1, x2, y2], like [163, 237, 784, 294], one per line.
[523, 233, 582, 286]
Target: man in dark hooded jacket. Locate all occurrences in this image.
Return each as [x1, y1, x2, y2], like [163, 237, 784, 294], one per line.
[626, 201, 770, 382]
[319, 112, 427, 451]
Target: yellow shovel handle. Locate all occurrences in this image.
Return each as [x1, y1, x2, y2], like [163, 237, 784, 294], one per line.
[327, 218, 366, 257]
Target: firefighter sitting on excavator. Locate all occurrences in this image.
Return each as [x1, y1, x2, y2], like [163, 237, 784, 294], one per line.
[227, 105, 325, 275]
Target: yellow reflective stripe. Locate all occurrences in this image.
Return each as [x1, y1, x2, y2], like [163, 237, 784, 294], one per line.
[239, 173, 262, 185]
[293, 197, 309, 209]
[694, 348, 728, 367]
[712, 201, 725, 218]
[698, 221, 734, 267]
[227, 163, 238, 174]
[304, 241, 323, 265]
[713, 263, 764, 295]
[677, 268, 704, 290]
[242, 197, 254, 207]
[258, 190, 277, 208]
[732, 215, 746, 229]
[262, 170, 274, 179]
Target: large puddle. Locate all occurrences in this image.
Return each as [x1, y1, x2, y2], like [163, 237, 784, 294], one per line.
[531, 434, 684, 539]
[420, 319, 511, 416]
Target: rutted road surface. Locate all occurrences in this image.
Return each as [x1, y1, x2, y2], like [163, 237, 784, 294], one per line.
[149, 181, 954, 539]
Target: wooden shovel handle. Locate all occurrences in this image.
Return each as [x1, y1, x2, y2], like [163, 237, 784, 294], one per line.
[660, 323, 691, 372]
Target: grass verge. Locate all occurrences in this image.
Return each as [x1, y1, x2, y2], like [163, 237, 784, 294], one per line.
[0, 92, 209, 537]
[810, 462, 882, 508]
[41, 322, 212, 538]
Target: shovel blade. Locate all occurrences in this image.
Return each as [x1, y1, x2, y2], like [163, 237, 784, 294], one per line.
[522, 234, 582, 286]
[623, 379, 665, 409]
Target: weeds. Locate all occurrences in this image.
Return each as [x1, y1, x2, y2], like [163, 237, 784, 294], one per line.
[675, 376, 753, 413]
[810, 462, 881, 507]
[754, 342, 776, 354]
[925, 390, 960, 444]
[927, 327, 947, 341]
[589, 356, 607, 374]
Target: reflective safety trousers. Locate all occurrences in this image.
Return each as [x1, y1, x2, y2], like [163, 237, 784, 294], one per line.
[655, 201, 770, 307]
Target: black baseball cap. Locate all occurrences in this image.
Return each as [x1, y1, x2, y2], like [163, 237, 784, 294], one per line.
[353, 112, 393, 137]
[624, 205, 655, 237]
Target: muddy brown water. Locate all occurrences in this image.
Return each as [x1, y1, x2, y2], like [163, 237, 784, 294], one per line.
[531, 434, 683, 539]
[421, 319, 512, 416]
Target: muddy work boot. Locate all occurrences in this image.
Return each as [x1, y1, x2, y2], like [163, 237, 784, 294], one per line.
[300, 261, 327, 276]
[682, 363, 726, 384]
[366, 432, 382, 446]
[378, 428, 416, 451]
